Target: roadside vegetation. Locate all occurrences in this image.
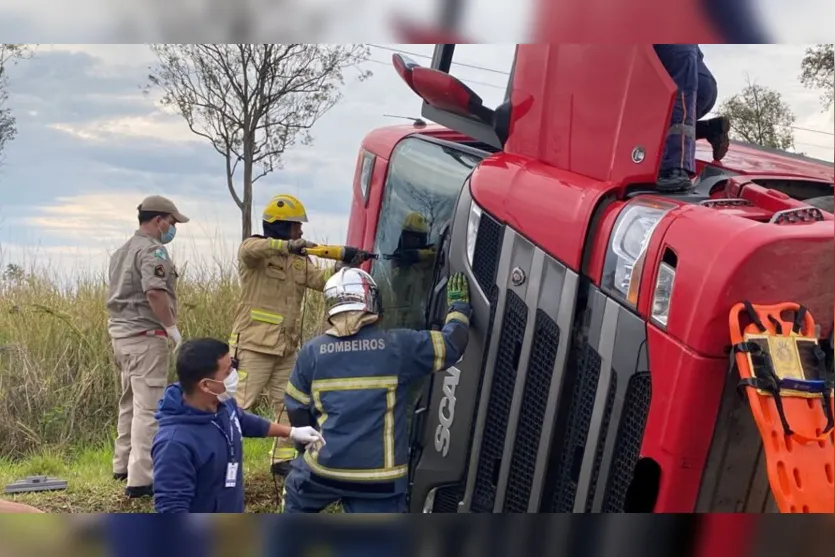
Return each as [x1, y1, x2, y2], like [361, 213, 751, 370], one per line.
[0, 257, 329, 512]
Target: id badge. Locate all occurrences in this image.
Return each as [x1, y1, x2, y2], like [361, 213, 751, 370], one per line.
[225, 462, 239, 488]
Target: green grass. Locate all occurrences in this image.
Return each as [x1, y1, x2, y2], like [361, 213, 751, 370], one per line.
[0, 438, 287, 513]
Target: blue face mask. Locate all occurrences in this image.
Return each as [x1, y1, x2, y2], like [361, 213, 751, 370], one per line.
[160, 223, 176, 244]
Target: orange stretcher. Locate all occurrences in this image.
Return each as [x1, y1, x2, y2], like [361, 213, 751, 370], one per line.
[729, 301, 835, 513]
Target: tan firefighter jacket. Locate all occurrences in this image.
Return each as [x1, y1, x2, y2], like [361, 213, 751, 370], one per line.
[229, 236, 334, 356]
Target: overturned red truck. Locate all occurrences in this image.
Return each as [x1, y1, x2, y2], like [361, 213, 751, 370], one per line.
[344, 44, 834, 513]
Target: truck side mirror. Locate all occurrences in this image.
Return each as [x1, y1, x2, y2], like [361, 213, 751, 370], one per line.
[392, 53, 495, 126]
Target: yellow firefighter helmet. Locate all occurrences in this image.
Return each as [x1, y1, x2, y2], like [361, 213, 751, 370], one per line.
[262, 194, 308, 223]
[402, 212, 429, 234]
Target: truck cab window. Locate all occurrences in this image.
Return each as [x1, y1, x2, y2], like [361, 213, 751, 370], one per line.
[371, 137, 483, 330]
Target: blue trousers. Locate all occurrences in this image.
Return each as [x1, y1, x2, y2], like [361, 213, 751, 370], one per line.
[282, 462, 408, 513]
[654, 44, 718, 174]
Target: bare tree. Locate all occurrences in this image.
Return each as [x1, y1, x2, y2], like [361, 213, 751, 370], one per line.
[398, 146, 477, 236]
[718, 77, 795, 151]
[399, 179, 446, 237]
[800, 44, 834, 111]
[146, 44, 371, 239]
[0, 44, 35, 164]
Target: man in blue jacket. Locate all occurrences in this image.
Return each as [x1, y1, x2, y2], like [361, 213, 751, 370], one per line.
[282, 268, 472, 513]
[152, 337, 323, 513]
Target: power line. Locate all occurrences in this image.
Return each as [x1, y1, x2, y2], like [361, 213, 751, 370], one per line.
[792, 125, 834, 136]
[368, 44, 511, 77]
[366, 57, 506, 90]
[705, 111, 833, 137]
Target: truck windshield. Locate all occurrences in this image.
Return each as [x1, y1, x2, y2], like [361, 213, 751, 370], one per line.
[371, 136, 485, 330]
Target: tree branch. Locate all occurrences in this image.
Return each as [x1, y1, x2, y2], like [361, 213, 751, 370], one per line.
[145, 43, 372, 239]
[225, 153, 243, 209]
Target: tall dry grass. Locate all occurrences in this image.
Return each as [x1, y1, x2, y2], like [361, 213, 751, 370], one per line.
[0, 258, 328, 459]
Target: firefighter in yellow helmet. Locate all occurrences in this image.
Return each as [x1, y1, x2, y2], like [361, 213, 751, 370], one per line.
[382, 211, 436, 329]
[229, 194, 371, 476]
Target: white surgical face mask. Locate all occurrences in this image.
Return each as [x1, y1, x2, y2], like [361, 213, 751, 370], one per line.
[210, 369, 239, 403]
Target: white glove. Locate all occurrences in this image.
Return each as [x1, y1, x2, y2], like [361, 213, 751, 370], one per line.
[165, 325, 182, 351]
[289, 426, 325, 447]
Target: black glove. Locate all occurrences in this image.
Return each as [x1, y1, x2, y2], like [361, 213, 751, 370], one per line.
[341, 247, 374, 266]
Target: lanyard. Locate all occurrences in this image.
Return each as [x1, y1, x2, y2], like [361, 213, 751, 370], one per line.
[211, 409, 236, 462]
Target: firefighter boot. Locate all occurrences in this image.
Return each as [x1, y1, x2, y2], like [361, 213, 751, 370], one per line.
[656, 168, 694, 192]
[696, 116, 730, 161]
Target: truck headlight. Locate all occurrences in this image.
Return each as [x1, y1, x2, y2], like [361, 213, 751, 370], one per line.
[602, 199, 675, 308]
[651, 260, 676, 327]
[466, 201, 482, 267]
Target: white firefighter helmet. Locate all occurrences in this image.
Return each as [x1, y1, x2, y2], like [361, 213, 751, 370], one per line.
[324, 267, 380, 318]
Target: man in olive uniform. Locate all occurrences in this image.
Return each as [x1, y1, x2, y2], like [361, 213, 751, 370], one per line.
[230, 194, 369, 476]
[383, 212, 436, 329]
[108, 195, 188, 498]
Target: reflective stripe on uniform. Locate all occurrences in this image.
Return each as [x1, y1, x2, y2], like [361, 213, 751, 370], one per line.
[303, 451, 408, 482]
[251, 309, 284, 325]
[273, 446, 298, 462]
[429, 331, 446, 371]
[286, 381, 312, 405]
[384, 388, 396, 469]
[312, 377, 398, 390]
[445, 311, 469, 326]
[311, 376, 399, 477]
[268, 238, 285, 251]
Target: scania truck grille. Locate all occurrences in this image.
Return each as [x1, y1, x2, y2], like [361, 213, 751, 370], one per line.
[471, 290, 528, 512]
[503, 310, 560, 512]
[585, 374, 617, 512]
[603, 373, 652, 512]
[472, 213, 502, 292]
[544, 342, 603, 512]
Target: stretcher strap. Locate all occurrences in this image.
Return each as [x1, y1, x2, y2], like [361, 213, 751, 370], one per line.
[733, 340, 835, 439]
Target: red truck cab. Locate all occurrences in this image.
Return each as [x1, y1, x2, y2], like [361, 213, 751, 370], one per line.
[345, 44, 834, 513]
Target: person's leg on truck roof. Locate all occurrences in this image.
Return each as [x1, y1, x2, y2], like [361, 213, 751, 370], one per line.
[694, 51, 730, 162]
[654, 44, 700, 192]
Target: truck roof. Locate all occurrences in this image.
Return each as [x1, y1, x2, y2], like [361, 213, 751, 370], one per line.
[696, 139, 834, 183]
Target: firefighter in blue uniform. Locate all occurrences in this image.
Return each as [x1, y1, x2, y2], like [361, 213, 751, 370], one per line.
[282, 268, 472, 513]
[654, 44, 730, 192]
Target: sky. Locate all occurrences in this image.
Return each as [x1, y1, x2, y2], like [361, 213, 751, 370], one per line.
[0, 42, 833, 280]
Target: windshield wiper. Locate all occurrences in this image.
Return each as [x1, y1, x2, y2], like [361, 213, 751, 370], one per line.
[424, 223, 451, 329]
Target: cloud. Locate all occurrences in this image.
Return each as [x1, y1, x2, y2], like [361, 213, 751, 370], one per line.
[0, 187, 350, 279]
